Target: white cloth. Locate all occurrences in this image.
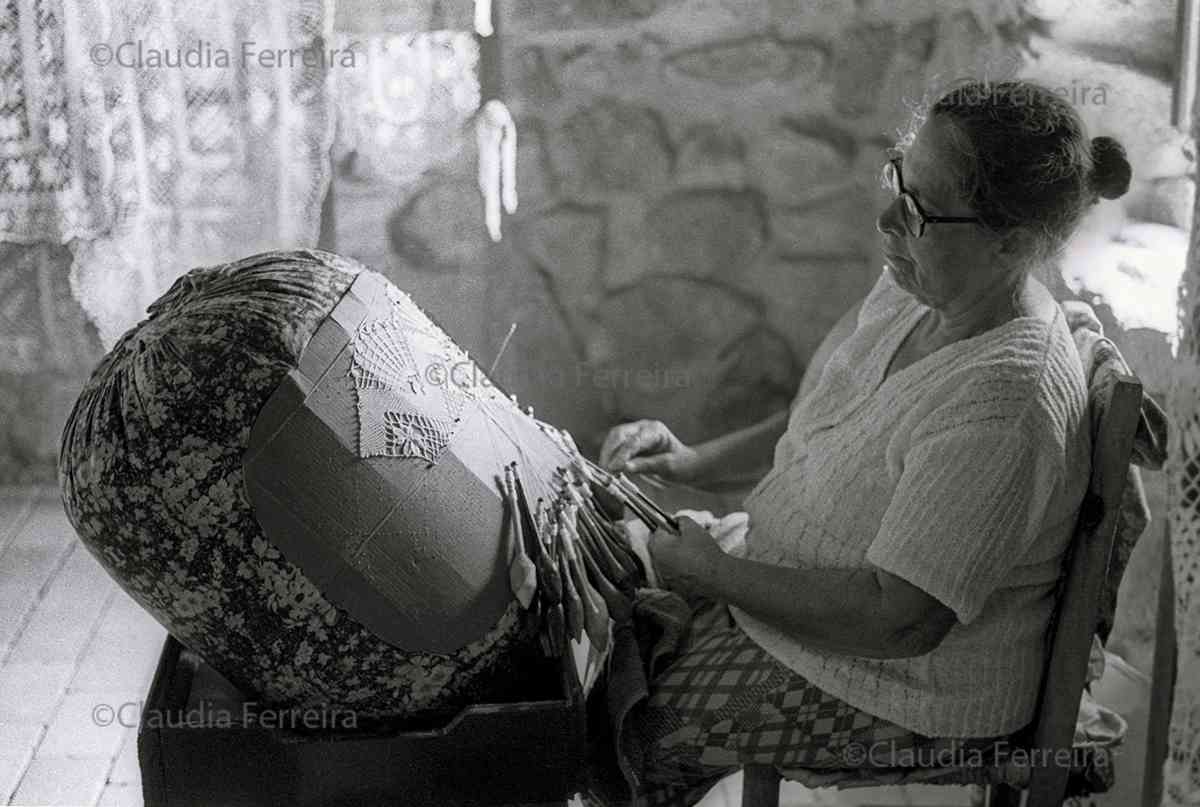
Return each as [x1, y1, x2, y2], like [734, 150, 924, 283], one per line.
[623, 509, 748, 590]
[672, 509, 748, 556]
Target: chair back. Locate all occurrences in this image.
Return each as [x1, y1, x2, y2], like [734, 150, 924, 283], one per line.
[1023, 373, 1143, 805]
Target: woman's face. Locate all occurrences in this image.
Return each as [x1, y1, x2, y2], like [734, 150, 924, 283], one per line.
[875, 115, 1011, 311]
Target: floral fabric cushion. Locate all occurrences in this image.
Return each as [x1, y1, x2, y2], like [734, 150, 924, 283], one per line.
[58, 249, 539, 722]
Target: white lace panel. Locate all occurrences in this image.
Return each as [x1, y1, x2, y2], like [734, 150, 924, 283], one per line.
[347, 285, 474, 463]
[58, 0, 335, 348]
[1166, 354, 1200, 807]
[383, 410, 454, 463]
[1164, 200, 1200, 807]
[0, 0, 112, 243]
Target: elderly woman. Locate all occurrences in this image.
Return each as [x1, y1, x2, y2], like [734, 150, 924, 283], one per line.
[598, 78, 1131, 806]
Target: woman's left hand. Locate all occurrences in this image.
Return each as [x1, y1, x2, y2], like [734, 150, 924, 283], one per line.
[648, 515, 725, 597]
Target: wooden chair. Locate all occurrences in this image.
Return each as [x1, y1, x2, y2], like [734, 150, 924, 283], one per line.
[1142, 507, 1177, 807]
[742, 374, 1145, 807]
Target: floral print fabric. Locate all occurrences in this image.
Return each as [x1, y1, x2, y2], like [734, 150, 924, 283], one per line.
[58, 249, 539, 721]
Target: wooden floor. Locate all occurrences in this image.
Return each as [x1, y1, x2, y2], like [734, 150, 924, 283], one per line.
[0, 487, 165, 807]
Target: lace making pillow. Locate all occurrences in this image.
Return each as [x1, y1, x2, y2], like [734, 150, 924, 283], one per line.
[57, 249, 563, 723]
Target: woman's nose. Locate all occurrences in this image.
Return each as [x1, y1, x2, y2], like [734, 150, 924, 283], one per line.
[876, 197, 906, 237]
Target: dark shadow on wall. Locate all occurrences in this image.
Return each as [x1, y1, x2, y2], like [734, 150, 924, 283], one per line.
[0, 242, 104, 484]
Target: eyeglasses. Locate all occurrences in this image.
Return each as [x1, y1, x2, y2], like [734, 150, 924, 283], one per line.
[881, 154, 981, 238]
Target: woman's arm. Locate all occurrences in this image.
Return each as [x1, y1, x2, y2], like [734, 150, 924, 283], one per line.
[600, 412, 789, 486]
[705, 552, 957, 659]
[601, 298, 867, 485]
[652, 518, 956, 659]
[684, 409, 788, 487]
[599, 416, 785, 484]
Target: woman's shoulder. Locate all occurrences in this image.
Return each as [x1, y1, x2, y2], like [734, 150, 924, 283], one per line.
[968, 279, 1084, 381]
[1005, 281, 1088, 407]
[1013, 275, 1064, 330]
[919, 306, 1088, 438]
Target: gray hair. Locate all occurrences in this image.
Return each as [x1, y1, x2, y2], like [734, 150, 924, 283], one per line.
[895, 78, 1131, 272]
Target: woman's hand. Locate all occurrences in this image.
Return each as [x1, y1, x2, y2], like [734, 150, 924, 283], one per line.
[598, 419, 703, 481]
[648, 516, 725, 597]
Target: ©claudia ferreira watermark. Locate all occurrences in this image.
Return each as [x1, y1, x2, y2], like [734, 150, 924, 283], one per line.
[921, 48, 1114, 110]
[839, 738, 1118, 769]
[421, 359, 694, 393]
[935, 78, 1111, 108]
[92, 699, 360, 731]
[87, 40, 362, 70]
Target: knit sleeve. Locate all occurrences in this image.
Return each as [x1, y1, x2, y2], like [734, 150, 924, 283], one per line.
[865, 415, 1065, 626]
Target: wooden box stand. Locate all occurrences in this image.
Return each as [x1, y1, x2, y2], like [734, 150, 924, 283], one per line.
[138, 636, 587, 806]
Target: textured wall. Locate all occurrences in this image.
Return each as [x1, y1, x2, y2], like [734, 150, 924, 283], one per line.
[460, 0, 1027, 454]
[487, 1, 997, 452]
[1, 0, 1187, 491]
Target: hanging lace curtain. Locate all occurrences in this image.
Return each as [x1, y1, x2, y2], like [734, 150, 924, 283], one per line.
[1, 0, 514, 346]
[0, 0, 112, 242]
[0, 0, 337, 348]
[331, 0, 473, 33]
[330, 30, 480, 189]
[1165, 151, 1200, 803]
[328, 1, 515, 248]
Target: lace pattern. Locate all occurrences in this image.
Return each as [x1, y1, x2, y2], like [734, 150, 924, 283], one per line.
[382, 410, 455, 463]
[347, 283, 476, 463]
[0, 0, 111, 242]
[1163, 145, 1200, 802]
[54, 0, 336, 348]
[330, 30, 478, 186]
[1165, 327, 1200, 805]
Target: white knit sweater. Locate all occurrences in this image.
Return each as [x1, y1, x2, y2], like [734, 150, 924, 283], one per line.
[730, 268, 1091, 738]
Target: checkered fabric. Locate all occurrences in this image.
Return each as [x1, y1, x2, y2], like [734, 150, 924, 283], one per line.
[627, 599, 1008, 807]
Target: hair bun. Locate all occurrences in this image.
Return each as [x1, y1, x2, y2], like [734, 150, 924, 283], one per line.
[1090, 136, 1132, 200]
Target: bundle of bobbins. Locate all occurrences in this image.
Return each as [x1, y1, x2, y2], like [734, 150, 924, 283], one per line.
[504, 422, 678, 689]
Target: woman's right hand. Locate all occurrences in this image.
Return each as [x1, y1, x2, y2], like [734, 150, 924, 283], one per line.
[598, 419, 703, 482]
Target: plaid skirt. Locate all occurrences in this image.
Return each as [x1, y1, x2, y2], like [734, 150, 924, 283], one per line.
[625, 598, 1007, 807]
